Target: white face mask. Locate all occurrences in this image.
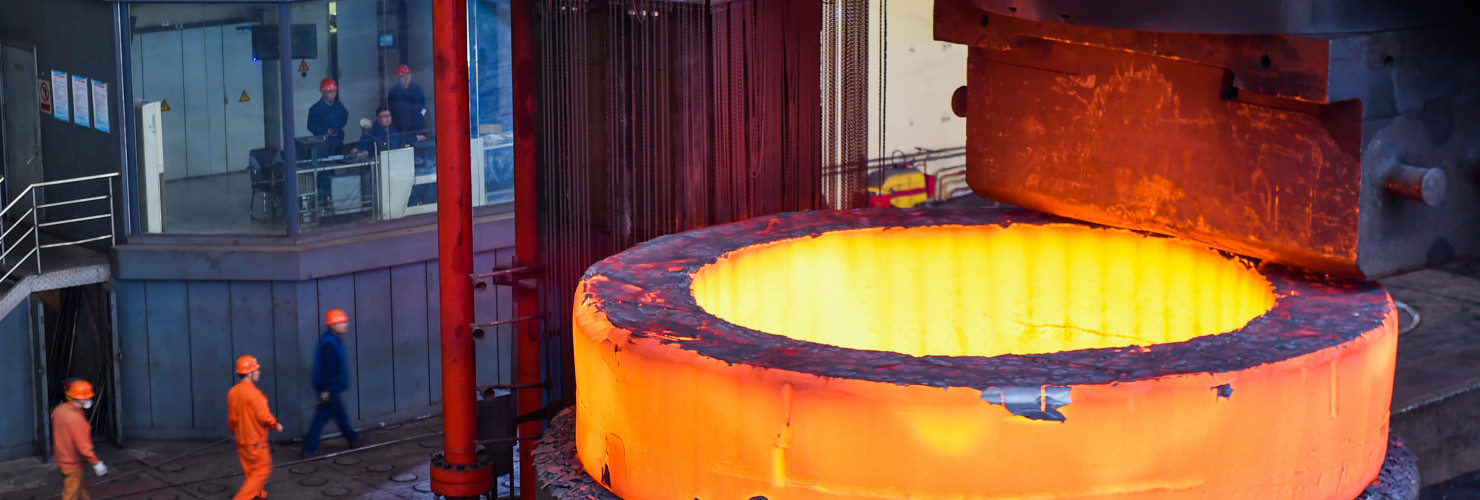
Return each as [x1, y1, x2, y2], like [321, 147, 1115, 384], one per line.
[79, 399, 93, 409]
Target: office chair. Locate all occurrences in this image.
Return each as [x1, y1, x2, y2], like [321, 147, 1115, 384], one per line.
[247, 147, 285, 222]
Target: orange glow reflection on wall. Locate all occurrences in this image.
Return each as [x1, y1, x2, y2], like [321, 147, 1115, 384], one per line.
[573, 213, 1396, 499]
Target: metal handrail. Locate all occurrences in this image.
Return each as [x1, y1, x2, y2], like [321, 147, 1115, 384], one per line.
[0, 173, 120, 285]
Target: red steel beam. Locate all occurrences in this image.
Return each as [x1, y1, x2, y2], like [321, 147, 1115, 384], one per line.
[511, 0, 541, 497]
[430, 0, 493, 495]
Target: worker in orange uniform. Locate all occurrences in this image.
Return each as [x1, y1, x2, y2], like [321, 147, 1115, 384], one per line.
[228, 355, 282, 500]
[52, 379, 108, 500]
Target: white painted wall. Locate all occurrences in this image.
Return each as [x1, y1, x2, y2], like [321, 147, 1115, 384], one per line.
[866, 0, 966, 161]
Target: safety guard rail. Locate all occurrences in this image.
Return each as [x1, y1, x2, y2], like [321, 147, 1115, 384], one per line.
[0, 173, 120, 286]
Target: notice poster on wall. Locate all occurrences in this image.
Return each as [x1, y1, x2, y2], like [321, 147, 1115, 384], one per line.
[51, 70, 69, 122]
[92, 80, 109, 133]
[71, 75, 90, 128]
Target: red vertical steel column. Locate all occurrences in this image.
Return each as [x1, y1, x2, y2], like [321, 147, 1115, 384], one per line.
[511, 0, 540, 498]
[430, 0, 494, 496]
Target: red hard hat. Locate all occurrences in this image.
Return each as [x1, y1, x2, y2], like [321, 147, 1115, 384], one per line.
[65, 380, 95, 400]
[395, 64, 411, 77]
[325, 309, 349, 326]
[236, 355, 262, 375]
[320, 78, 338, 92]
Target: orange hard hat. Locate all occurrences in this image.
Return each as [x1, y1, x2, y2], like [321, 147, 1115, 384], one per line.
[325, 309, 349, 326]
[65, 380, 95, 400]
[236, 355, 262, 375]
[395, 64, 411, 76]
[320, 78, 338, 92]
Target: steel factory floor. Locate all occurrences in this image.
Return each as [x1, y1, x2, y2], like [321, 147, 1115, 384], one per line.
[0, 415, 521, 500]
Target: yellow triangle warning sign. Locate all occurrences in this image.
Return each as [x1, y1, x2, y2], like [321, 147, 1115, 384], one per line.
[160, 99, 171, 112]
[239, 90, 250, 102]
[298, 60, 310, 72]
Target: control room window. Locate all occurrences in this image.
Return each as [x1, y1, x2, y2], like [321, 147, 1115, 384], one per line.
[130, 0, 512, 235]
[130, 4, 289, 234]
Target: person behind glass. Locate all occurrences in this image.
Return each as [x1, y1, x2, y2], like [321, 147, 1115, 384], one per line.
[387, 65, 426, 135]
[307, 78, 348, 155]
[349, 106, 427, 157]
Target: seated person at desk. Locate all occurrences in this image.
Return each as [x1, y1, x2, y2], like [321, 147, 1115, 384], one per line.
[307, 78, 348, 154]
[348, 106, 427, 157]
[353, 106, 435, 206]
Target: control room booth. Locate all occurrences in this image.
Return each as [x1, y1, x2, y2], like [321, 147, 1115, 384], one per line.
[126, 0, 514, 236]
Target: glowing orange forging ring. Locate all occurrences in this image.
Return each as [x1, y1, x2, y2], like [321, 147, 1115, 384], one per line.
[572, 208, 1397, 499]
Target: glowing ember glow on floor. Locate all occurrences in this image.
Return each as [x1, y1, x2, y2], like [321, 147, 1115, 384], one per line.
[573, 208, 1397, 499]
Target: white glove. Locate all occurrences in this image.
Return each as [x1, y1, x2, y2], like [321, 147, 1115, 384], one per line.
[319, 391, 331, 403]
[92, 462, 109, 477]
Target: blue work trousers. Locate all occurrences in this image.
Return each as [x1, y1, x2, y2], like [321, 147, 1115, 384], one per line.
[303, 392, 360, 454]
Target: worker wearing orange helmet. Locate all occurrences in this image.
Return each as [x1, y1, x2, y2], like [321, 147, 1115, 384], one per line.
[306, 77, 349, 154]
[52, 379, 107, 500]
[228, 355, 282, 500]
[387, 64, 426, 135]
[302, 309, 360, 458]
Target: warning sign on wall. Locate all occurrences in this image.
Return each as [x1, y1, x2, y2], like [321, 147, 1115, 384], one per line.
[298, 60, 310, 72]
[160, 99, 171, 112]
[239, 90, 251, 103]
[38, 79, 52, 115]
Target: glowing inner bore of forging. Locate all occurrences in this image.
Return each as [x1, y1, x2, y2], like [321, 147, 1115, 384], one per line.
[689, 224, 1277, 357]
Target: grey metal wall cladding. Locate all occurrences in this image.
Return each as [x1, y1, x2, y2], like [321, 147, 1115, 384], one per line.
[114, 248, 513, 439]
[0, 299, 35, 460]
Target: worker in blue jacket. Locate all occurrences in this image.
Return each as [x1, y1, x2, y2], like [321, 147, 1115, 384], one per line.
[387, 65, 427, 135]
[350, 105, 427, 157]
[306, 78, 348, 155]
[302, 308, 360, 458]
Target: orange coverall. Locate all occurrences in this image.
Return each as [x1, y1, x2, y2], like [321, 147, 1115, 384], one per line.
[52, 402, 99, 500]
[228, 377, 280, 500]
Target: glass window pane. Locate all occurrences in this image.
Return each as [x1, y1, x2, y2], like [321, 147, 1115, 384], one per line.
[294, 0, 443, 231]
[472, 0, 514, 206]
[130, 4, 287, 234]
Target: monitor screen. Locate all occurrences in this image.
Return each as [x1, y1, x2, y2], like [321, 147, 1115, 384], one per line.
[296, 135, 336, 161]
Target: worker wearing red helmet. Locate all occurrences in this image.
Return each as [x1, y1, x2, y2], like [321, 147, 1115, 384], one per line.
[387, 64, 427, 135]
[228, 355, 282, 500]
[302, 309, 360, 458]
[306, 77, 349, 154]
[52, 379, 107, 500]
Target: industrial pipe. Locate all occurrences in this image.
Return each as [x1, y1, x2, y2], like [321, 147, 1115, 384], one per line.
[511, 0, 541, 498]
[430, 0, 494, 495]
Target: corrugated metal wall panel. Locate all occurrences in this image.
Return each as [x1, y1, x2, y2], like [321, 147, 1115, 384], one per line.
[272, 281, 310, 433]
[115, 280, 151, 432]
[390, 262, 431, 414]
[115, 249, 512, 438]
[426, 261, 443, 405]
[186, 281, 232, 432]
[353, 268, 396, 419]
[145, 281, 193, 430]
[0, 298, 34, 459]
[291, 280, 322, 434]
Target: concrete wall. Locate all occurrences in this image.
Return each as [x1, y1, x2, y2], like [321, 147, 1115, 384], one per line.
[116, 246, 517, 440]
[866, 0, 967, 157]
[0, 299, 35, 460]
